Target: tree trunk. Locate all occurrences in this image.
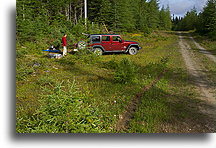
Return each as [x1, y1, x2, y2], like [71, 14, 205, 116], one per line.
[23, 4, 25, 20]
[74, 7, 77, 24]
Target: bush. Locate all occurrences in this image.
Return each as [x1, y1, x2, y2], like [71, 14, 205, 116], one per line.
[142, 57, 168, 78]
[114, 58, 137, 84]
[102, 58, 119, 70]
[74, 49, 100, 64]
[16, 80, 106, 133]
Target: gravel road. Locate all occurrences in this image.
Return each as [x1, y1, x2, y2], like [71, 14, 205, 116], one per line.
[178, 32, 215, 132]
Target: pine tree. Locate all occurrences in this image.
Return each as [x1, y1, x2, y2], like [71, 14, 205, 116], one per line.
[196, 0, 216, 38]
[159, 5, 171, 30]
[88, 0, 101, 23]
[110, 0, 135, 32]
[146, 0, 160, 30]
[98, 0, 112, 27]
[173, 7, 198, 31]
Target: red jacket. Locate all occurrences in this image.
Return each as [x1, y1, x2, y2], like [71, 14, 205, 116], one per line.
[62, 36, 67, 46]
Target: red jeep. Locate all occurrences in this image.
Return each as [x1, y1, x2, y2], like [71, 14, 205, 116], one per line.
[74, 34, 142, 55]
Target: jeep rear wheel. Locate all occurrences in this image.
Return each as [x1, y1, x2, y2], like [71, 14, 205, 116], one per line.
[128, 47, 138, 55]
[93, 48, 103, 56]
[78, 41, 86, 49]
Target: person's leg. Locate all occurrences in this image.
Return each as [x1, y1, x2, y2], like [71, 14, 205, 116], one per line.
[63, 46, 67, 56]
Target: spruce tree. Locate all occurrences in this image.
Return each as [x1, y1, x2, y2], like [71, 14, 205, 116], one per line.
[110, 0, 135, 32]
[196, 0, 216, 38]
[146, 0, 160, 30]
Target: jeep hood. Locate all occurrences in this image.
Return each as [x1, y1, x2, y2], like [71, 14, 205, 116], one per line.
[124, 40, 139, 44]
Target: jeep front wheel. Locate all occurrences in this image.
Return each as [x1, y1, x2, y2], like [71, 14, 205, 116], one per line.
[128, 47, 138, 55]
[93, 48, 103, 56]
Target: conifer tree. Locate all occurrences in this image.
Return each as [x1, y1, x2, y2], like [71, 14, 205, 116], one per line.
[196, 0, 216, 38]
[146, 0, 160, 30]
[110, 0, 135, 32]
[159, 5, 171, 30]
[98, 0, 112, 27]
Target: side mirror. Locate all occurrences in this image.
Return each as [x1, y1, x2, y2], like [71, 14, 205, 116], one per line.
[119, 39, 123, 43]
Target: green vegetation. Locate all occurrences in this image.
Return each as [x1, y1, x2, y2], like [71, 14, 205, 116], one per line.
[125, 33, 215, 133]
[172, 0, 216, 39]
[16, 0, 215, 133]
[182, 33, 216, 85]
[113, 58, 137, 84]
[16, 32, 174, 133]
[16, 0, 172, 45]
[17, 80, 107, 133]
[16, 0, 171, 133]
[17, 31, 213, 133]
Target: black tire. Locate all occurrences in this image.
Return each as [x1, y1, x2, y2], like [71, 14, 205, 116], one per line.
[78, 41, 86, 49]
[93, 48, 103, 56]
[128, 47, 138, 55]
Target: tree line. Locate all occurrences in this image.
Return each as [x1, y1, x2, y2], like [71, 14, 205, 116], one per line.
[88, 0, 172, 32]
[172, 0, 216, 39]
[16, 0, 172, 44]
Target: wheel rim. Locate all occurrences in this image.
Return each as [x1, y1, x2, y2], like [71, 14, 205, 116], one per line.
[94, 49, 102, 55]
[78, 42, 86, 49]
[129, 47, 137, 55]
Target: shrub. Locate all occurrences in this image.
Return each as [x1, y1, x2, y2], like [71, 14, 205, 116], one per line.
[114, 58, 137, 84]
[142, 57, 168, 78]
[102, 58, 119, 70]
[74, 49, 100, 64]
[16, 80, 106, 133]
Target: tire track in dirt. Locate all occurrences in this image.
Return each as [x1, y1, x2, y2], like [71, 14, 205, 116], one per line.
[115, 70, 166, 132]
[189, 36, 216, 63]
[178, 33, 215, 132]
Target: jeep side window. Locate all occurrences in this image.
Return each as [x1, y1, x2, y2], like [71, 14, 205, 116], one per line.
[112, 36, 121, 41]
[91, 36, 101, 43]
[102, 36, 110, 41]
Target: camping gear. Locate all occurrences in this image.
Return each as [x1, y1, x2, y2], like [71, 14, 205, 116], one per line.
[48, 53, 62, 59]
[43, 45, 61, 53]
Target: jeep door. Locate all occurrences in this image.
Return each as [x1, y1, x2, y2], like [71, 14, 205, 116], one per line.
[101, 36, 112, 51]
[111, 36, 124, 51]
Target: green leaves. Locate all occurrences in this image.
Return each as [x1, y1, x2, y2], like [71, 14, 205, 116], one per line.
[197, 0, 216, 39]
[114, 58, 137, 84]
[173, 0, 215, 39]
[16, 0, 174, 44]
[16, 80, 106, 133]
[159, 6, 172, 30]
[173, 8, 198, 31]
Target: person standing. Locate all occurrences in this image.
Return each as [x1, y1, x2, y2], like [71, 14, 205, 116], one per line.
[62, 34, 67, 56]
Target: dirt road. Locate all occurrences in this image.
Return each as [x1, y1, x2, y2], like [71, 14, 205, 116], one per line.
[178, 32, 215, 132]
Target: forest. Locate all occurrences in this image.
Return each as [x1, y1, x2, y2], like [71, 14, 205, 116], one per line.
[16, 0, 172, 45]
[16, 0, 216, 47]
[172, 0, 216, 39]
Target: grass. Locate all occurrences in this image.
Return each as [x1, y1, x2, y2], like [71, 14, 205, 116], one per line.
[16, 31, 214, 133]
[125, 37, 213, 133]
[191, 32, 216, 55]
